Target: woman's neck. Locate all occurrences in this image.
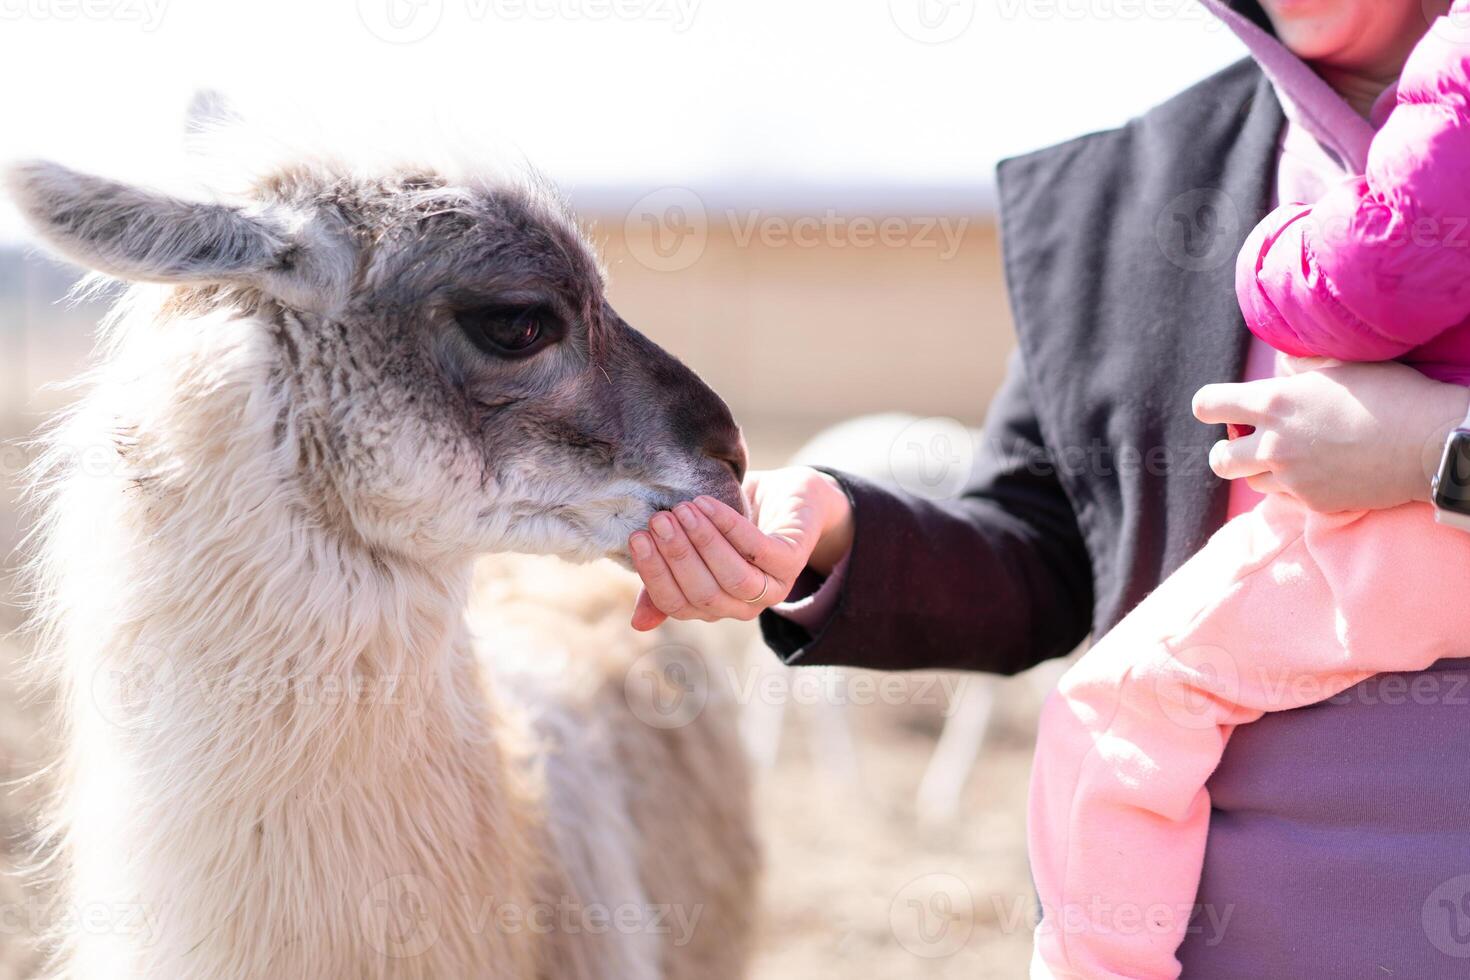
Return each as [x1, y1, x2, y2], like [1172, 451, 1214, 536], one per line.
[1304, 2, 1448, 120]
[1312, 63, 1399, 118]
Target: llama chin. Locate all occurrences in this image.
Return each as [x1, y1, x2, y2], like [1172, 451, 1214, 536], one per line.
[8, 126, 758, 979]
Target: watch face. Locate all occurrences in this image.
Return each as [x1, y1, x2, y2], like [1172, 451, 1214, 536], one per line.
[1434, 430, 1470, 514]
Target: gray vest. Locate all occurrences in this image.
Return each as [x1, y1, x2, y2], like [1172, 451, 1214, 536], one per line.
[996, 57, 1279, 633]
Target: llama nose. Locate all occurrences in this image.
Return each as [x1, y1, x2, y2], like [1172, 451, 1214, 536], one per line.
[704, 427, 748, 484]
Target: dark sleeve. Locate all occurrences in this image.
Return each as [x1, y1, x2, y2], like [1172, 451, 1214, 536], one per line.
[759, 350, 1094, 675]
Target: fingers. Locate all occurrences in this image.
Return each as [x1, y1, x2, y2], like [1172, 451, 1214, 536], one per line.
[1245, 472, 1287, 497]
[673, 501, 773, 602]
[629, 513, 762, 624]
[628, 530, 695, 624]
[630, 588, 669, 632]
[691, 495, 787, 574]
[1192, 382, 1271, 426]
[648, 511, 731, 617]
[1276, 354, 1339, 376]
[1208, 433, 1270, 481]
[626, 490, 811, 627]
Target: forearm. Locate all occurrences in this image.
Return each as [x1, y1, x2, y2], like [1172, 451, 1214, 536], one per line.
[761, 468, 1093, 675]
[1408, 378, 1470, 503]
[804, 471, 852, 576]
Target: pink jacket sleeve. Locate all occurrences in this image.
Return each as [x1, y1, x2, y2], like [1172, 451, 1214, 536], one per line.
[1237, 5, 1470, 360]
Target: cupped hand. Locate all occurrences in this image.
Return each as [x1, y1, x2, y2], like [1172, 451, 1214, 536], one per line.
[627, 466, 854, 631]
[1192, 356, 1470, 513]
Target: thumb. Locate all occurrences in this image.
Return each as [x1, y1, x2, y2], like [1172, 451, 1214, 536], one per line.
[630, 588, 668, 632]
[1277, 353, 1339, 376]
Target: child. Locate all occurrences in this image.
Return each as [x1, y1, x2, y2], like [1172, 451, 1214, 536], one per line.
[1029, 4, 1470, 977]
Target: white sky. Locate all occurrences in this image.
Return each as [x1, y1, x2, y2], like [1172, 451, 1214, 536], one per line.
[0, 0, 1247, 239]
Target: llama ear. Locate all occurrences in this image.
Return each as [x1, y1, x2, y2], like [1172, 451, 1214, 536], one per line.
[3, 159, 291, 285]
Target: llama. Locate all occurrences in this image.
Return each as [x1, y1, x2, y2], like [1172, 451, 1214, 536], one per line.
[5, 144, 759, 979]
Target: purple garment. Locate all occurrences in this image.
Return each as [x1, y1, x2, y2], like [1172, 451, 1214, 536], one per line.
[1181, 657, 1470, 976]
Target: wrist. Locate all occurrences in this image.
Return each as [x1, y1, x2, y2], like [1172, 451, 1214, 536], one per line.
[806, 469, 854, 577]
[1412, 382, 1470, 504]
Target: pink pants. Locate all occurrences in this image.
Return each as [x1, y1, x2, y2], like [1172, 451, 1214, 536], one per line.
[1028, 495, 1470, 979]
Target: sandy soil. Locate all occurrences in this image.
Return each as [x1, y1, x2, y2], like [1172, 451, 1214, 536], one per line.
[747, 673, 1046, 979]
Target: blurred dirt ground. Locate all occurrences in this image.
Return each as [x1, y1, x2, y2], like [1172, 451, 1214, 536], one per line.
[747, 672, 1047, 978]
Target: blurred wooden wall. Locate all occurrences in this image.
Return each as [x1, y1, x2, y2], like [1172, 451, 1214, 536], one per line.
[590, 210, 1014, 465]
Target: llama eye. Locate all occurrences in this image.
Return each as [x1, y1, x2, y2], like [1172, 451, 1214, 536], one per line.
[454, 306, 555, 358]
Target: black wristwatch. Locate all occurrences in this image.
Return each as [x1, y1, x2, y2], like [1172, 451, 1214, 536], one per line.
[1431, 414, 1470, 531]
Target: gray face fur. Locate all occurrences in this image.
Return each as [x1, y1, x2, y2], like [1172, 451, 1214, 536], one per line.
[5, 159, 747, 565]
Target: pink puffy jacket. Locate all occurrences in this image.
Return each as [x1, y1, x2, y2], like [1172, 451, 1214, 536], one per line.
[1237, 2, 1470, 384]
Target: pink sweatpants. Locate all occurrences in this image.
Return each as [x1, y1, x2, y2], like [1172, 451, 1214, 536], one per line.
[1028, 494, 1470, 979]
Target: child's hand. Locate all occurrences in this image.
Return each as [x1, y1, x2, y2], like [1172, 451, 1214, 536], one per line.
[1193, 358, 1470, 513]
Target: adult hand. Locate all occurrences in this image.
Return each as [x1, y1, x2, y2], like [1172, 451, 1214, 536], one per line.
[1192, 356, 1470, 513]
[627, 466, 854, 631]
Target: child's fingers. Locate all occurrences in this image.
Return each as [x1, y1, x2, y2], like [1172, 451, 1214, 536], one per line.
[1208, 433, 1270, 481]
[1276, 354, 1340, 376]
[1193, 382, 1271, 426]
[1245, 472, 1287, 497]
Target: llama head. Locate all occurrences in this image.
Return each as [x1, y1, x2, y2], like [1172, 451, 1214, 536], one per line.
[4, 157, 747, 565]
